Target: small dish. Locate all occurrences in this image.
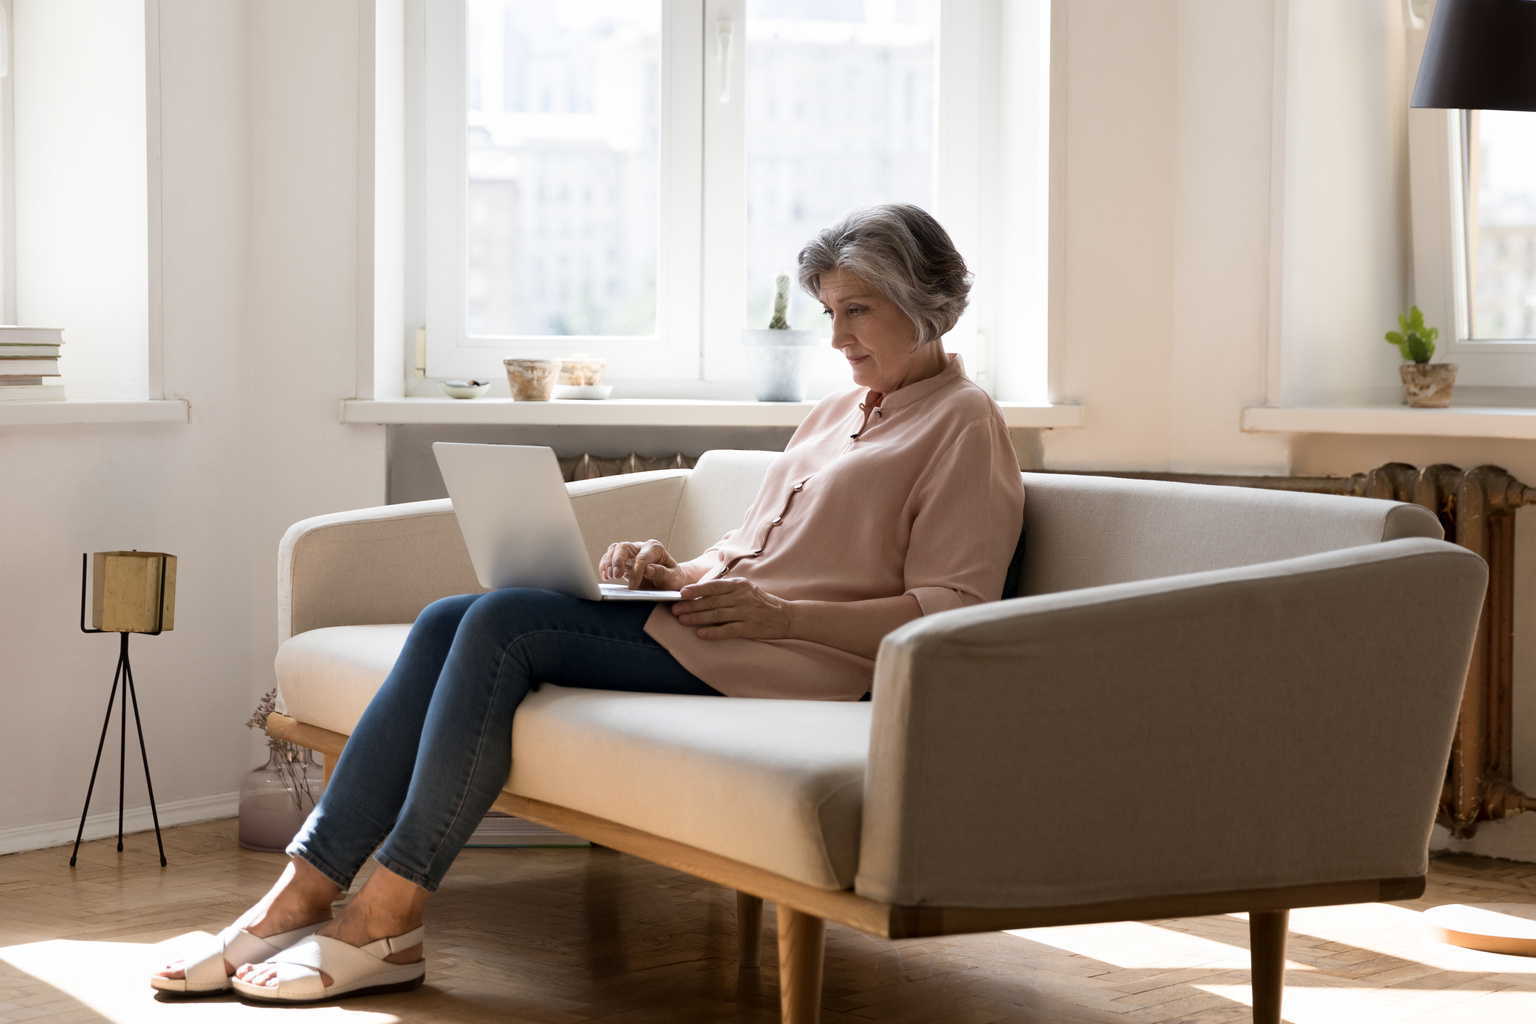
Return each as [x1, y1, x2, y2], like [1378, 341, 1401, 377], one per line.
[552, 384, 613, 401]
[440, 380, 490, 399]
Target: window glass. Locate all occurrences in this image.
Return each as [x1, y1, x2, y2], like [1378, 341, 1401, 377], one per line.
[1471, 110, 1536, 340]
[743, 0, 939, 331]
[465, 0, 660, 337]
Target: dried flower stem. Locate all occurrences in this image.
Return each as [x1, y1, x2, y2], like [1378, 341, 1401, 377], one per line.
[247, 688, 316, 811]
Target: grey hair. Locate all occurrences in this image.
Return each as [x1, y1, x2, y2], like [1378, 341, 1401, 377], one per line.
[796, 204, 972, 346]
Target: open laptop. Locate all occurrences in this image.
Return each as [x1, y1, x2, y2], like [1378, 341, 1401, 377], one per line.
[433, 442, 683, 602]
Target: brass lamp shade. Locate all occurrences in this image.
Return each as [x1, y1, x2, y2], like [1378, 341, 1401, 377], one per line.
[90, 551, 176, 633]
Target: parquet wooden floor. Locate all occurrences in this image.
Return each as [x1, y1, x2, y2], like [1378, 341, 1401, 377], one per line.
[4, 820, 1536, 1023]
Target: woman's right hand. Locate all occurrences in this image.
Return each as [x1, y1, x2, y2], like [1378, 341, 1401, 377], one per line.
[600, 540, 693, 590]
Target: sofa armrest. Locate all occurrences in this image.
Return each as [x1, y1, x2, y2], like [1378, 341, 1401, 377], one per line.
[856, 537, 1485, 909]
[278, 468, 690, 642]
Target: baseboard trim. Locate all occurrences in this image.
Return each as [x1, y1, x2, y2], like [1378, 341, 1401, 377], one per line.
[0, 792, 239, 857]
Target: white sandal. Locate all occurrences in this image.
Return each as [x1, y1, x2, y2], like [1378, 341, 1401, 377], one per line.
[150, 920, 327, 997]
[231, 925, 426, 1003]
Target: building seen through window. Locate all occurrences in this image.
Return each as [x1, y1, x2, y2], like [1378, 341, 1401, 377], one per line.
[466, 0, 660, 338]
[744, 0, 938, 331]
[1471, 110, 1536, 340]
[464, 0, 940, 342]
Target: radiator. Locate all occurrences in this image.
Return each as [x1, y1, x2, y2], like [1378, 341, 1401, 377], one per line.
[557, 452, 697, 481]
[571, 453, 1536, 837]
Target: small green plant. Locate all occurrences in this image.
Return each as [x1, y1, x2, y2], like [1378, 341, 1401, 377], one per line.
[768, 273, 791, 330]
[1385, 306, 1439, 364]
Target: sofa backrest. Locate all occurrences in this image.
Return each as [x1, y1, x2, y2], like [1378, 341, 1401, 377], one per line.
[667, 449, 783, 559]
[621, 453, 1445, 597]
[1017, 472, 1444, 596]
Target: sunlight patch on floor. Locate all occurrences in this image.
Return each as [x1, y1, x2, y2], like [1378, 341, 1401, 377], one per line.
[1197, 981, 1536, 1023]
[0, 934, 400, 1023]
[1008, 917, 1312, 972]
[1288, 902, 1536, 977]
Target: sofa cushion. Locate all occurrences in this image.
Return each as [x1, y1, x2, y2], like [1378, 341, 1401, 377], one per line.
[276, 625, 871, 891]
[276, 624, 414, 736]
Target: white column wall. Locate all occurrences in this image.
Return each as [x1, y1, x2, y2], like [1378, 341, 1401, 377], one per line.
[0, 0, 384, 853]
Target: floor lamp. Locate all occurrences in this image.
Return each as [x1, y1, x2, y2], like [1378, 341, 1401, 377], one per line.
[69, 551, 176, 868]
[1410, 0, 1536, 956]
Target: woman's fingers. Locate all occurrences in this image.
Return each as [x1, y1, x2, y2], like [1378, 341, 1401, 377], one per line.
[693, 622, 749, 640]
[677, 578, 739, 600]
[672, 579, 791, 640]
[627, 540, 673, 589]
[600, 542, 640, 581]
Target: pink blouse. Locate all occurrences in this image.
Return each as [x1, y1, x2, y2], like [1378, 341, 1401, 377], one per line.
[644, 355, 1026, 701]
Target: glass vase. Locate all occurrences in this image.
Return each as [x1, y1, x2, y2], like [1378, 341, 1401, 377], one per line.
[238, 746, 324, 853]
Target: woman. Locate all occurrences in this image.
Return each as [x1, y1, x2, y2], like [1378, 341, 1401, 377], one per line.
[152, 203, 1025, 1003]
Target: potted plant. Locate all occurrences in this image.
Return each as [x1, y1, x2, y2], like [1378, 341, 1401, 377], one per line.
[741, 273, 819, 402]
[1386, 306, 1455, 408]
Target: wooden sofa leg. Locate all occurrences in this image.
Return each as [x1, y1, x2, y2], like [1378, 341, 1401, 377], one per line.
[777, 905, 825, 1024]
[1250, 909, 1288, 1024]
[737, 891, 763, 968]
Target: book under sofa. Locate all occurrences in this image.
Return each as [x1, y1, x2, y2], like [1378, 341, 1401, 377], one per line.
[269, 450, 1484, 1024]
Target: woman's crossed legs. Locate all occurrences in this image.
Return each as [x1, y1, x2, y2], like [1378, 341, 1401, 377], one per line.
[156, 588, 718, 992]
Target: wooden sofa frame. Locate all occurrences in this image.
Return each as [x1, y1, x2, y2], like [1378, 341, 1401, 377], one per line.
[269, 712, 1420, 1024]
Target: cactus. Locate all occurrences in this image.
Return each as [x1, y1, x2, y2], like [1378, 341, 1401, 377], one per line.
[768, 273, 791, 330]
[1385, 306, 1439, 364]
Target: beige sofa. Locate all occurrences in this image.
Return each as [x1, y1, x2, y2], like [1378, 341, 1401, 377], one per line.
[270, 451, 1486, 1024]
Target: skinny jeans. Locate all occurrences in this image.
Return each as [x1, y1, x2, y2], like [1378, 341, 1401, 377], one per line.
[287, 588, 720, 892]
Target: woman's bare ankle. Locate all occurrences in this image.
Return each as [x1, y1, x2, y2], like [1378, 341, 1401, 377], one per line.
[245, 859, 341, 937]
[317, 864, 428, 958]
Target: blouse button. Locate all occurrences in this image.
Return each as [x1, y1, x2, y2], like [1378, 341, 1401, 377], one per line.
[753, 548, 764, 556]
[771, 516, 782, 526]
[793, 483, 804, 492]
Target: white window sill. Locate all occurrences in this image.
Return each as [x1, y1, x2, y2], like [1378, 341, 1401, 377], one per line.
[341, 397, 1086, 430]
[1242, 399, 1536, 440]
[0, 399, 189, 426]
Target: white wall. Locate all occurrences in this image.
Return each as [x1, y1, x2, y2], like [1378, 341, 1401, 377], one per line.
[0, 0, 384, 853]
[1042, 0, 1287, 473]
[1275, 0, 1411, 407]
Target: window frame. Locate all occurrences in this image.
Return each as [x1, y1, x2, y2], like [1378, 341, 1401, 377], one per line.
[408, 0, 1001, 392]
[1407, 4, 1536, 383]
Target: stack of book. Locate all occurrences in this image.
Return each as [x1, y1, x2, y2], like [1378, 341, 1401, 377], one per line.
[0, 326, 64, 401]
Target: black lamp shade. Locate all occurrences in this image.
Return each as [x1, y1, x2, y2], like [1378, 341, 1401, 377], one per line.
[1412, 0, 1536, 110]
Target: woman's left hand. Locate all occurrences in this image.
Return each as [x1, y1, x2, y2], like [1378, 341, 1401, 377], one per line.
[672, 578, 794, 641]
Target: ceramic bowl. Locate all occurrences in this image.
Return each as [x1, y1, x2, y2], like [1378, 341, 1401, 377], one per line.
[551, 384, 614, 401]
[440, 380, 490, 399]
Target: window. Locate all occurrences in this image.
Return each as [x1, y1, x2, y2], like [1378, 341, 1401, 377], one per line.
[464, 1, 661, 338]
[742, 1, 939, 332]
[411, 0, 1002, 389]
[1465, 109, 1536, 341]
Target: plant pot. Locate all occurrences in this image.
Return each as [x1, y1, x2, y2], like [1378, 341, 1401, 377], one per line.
[741, 328, 819, 402]
[504, 358, 561, 401]
[238, 748, 324, 853]
[1400, 363, 1457, 408]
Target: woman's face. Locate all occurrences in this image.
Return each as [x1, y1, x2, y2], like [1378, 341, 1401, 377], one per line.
[818, 268, 945, 393]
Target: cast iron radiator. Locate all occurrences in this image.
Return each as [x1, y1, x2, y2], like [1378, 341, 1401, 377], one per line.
[566, 454, 1536, 836]
[1100, 463, 1536, 837]
[557, 452, 697, 481]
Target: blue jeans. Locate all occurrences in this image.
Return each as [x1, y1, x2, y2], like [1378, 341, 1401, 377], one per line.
[287, 588, 720, 892]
